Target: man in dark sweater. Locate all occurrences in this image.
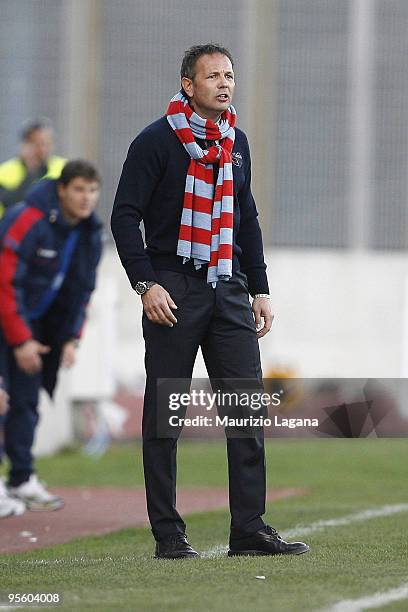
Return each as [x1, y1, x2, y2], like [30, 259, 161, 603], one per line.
[111, 43, 309, 559]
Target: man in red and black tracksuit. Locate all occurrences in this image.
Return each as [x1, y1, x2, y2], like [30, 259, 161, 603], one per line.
[0, 160, 102, 515]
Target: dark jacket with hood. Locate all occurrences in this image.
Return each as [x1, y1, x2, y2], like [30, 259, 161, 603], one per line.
[0, 179, 103, 395]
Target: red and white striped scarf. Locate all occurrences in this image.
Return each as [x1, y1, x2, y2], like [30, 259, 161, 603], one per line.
[166, 91, 236, 286]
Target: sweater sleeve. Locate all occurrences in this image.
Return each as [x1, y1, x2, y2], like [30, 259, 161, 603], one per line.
[68, 232, 103, 340]
[111, 132, 164, 288]
[235, 134, 270, 296]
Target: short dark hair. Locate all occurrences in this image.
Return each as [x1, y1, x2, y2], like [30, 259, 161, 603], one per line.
[20, 117, 53, 141]
[181, 43, 234, 80]
[58, 159, 101, 186]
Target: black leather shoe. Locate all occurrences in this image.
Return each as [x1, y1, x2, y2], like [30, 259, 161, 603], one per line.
[228, 525, 310, 556]
[155, 533, 200, 559]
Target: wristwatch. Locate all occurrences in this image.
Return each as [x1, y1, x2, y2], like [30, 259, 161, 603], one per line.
[134, 281, 157, 295]
[253, 294, 271, 299]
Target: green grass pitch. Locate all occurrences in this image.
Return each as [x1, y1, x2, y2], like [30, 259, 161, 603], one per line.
[1, 439, 407, 611]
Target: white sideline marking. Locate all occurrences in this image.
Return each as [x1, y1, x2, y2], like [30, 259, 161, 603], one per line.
[326, 582, 408, 611]
[282, 503, 408, 539]
[2, 503, 407, 565]
[201, 544, 229, 558]
[201, 544, 229, 559]
[202, 503, 408, 558]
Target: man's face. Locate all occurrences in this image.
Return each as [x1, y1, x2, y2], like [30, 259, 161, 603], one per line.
[26, 128, 54, 164]
[181, 53, 235, 121]
[58, 177, 100, 224]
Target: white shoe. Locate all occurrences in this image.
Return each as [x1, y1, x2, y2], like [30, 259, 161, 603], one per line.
[8, 474, 64, 511]
[0, 478, 26, 518]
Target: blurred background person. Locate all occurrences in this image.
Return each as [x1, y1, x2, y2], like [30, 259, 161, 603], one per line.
[0, 160, 103, 513]
[0, 117, 66, 218]
[0, 376, 25, 517]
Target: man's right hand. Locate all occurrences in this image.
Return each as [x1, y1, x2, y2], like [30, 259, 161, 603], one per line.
[141, 284, 178, 327]
[13, 340, 51, 374]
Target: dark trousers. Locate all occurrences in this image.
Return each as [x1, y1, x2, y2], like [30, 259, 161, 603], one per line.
[0, 348, 41, 487]
[142, 270, 266, 541]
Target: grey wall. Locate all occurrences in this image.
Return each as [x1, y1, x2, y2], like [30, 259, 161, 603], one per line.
[272, 0, 350, 247]
[1, 0, 407, 250]
[99, 0, 247, 229]
[373, 0, 408, 249]
[0, 1, 63, 156]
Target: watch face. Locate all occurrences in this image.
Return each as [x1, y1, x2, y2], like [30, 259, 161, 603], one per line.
[136, 281, 156, 295]
[135, 282, 147, 295]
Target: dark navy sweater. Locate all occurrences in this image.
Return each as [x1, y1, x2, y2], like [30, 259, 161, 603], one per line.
[111, 116, 269, 296]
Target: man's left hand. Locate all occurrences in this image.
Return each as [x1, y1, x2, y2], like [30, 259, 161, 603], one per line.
[61, 340, 78, 368]
[0, 388, 9, 416]
[252, 297, 274, 338]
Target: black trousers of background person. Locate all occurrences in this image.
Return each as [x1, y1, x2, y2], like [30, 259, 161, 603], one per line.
[142, 269, 267, 541]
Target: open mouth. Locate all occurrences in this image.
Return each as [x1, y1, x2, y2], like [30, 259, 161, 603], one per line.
[216, 94, 229, 102]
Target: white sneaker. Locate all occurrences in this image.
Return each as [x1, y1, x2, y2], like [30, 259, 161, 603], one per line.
[8, 474, 64, 511]
[0, 478, 26, 518]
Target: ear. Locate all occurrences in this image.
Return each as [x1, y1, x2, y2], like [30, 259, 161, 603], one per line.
[181, 77, 194, 98]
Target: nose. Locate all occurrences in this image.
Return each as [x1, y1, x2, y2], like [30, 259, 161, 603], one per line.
[218, 74, 229, 88]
